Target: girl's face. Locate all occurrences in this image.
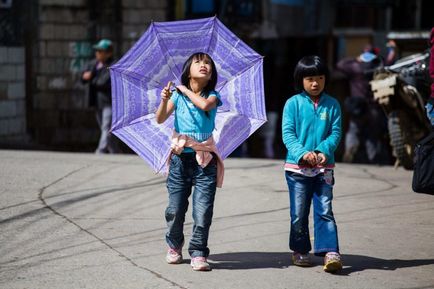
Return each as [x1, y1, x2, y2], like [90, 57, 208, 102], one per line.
[189, 56, 212, 81]
[303, 75, 325, 97]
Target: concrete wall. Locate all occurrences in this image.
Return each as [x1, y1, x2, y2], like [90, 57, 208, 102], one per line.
[0, 47, 27, 143]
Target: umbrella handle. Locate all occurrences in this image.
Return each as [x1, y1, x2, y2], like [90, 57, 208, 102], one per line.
[166, 81, 173, 91]
[167, 81, 182, 94]
[167, 81, 182, 95]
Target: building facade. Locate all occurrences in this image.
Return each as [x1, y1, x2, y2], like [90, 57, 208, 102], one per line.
[1, 0, 169, 150]
[0, 0, 431, 155]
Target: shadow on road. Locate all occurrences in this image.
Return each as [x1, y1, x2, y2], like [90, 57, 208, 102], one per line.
[340, 254, 434, 275]
[209, 252, 291, 269]
[208, 252, 434, 274]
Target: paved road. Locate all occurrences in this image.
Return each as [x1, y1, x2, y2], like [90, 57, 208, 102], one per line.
[1, 150, 433, 289]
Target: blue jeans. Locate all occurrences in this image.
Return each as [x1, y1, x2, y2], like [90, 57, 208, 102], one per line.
[426, 102, 434, 127]
[165, 152, 217, 258]
[285, 170, 339, 256]
[95, 105, 120, 154]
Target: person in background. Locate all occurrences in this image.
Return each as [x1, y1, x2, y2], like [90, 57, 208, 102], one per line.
[385, 39, 398, 66]
[82, 39, 121, 154]
[336, 46, 389, 164]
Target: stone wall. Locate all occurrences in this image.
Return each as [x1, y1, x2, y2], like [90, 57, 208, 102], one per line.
[0, 47, 27, 144]
[121, 0, 167, 53]
[29, 0, 168, 151]
[34, 0, 92, 150]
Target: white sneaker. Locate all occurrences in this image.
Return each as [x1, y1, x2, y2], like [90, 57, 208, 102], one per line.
[166, 247, 183, 264]
[190, 257, 211, 271]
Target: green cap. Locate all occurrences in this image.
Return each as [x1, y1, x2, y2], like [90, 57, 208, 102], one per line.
[93, 39, 113, 51]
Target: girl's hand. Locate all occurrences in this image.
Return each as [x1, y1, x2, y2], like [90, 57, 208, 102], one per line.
[302, 151, 317, 167]
[160, 81, 172, 102]
[156, 81, 175, 124]
[176, 85, 189, 95]
[317, 152, 327, 166]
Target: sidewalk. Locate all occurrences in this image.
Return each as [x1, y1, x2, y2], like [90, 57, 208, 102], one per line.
[1, 150, 433, 289]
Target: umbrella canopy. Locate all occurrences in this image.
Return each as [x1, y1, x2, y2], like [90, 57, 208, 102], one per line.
[110, 17, 266, 173]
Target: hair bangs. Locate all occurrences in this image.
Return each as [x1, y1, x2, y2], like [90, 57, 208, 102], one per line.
[192, 52, 211, 62]
[299, 65, 323, 78]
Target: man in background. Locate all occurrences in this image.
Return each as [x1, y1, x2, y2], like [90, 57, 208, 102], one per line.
[82, 39, 121, 154]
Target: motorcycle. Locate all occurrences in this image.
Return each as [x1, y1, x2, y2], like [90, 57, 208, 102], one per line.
[370, 52, 431, 169]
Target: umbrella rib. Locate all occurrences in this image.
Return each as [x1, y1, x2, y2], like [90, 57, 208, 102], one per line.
[111, 67, 164, 88]
[206, 17, 217, 55]
[153, 27, 180, 83]
[219, 110, 267, 121]
[218, 57, 263, 92]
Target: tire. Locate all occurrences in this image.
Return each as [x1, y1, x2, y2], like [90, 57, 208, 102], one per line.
[388, 111, 414, 170]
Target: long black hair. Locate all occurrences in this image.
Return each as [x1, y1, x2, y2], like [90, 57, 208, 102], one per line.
[180, 52, 218, 97]
[293, 55, 329, 92]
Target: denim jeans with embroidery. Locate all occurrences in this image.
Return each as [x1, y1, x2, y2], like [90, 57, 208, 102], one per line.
[165, 152, 217, 258]
[285, 170, 339, 256]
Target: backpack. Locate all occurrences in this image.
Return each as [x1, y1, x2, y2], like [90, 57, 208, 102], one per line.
[412, 131, 434, 195]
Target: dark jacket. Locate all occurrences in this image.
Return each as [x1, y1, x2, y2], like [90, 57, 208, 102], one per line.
[81, 58, 114, 109]
[336, 57, 379, 99]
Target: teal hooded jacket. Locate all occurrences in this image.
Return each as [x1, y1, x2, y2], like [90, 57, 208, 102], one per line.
[282, 91, 342, 166]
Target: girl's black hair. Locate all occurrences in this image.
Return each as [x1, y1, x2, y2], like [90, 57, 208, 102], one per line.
[180, 52, 218, 96]
[293, 55, 329, 92]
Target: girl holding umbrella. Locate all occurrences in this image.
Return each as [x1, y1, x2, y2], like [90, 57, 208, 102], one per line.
[156, 52, 224, 272]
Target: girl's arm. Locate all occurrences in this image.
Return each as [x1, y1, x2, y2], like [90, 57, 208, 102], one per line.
[315, 100, 342, 159]
[282, 99, 309, 164]
[155, 83, 175, 124]
[176, 85, 218, 111]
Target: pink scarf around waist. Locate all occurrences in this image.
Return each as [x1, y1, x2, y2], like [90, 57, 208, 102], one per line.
[168, 132, 224, 188]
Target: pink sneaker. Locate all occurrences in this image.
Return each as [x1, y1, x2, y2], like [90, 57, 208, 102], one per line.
[190, 257, 211, 271]
[166, 247, 183, 264]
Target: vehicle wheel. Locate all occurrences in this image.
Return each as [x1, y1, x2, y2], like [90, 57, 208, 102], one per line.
[388, 111, 414, 170]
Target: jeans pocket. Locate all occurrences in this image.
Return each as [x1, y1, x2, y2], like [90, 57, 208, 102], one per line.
[199, 157, 217, 181]
[285, 171, 307, 183]
[322, 169, 335, 186]
[168, 154, 183, 179]
[207, 155, 217, 167]
[203, 160, 217, 176]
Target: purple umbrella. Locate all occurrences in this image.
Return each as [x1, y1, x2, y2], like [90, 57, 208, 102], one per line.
[110, 17, 266, 173]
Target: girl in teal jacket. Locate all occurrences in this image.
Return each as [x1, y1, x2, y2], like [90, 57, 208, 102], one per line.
[282, 55, 342, 273]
